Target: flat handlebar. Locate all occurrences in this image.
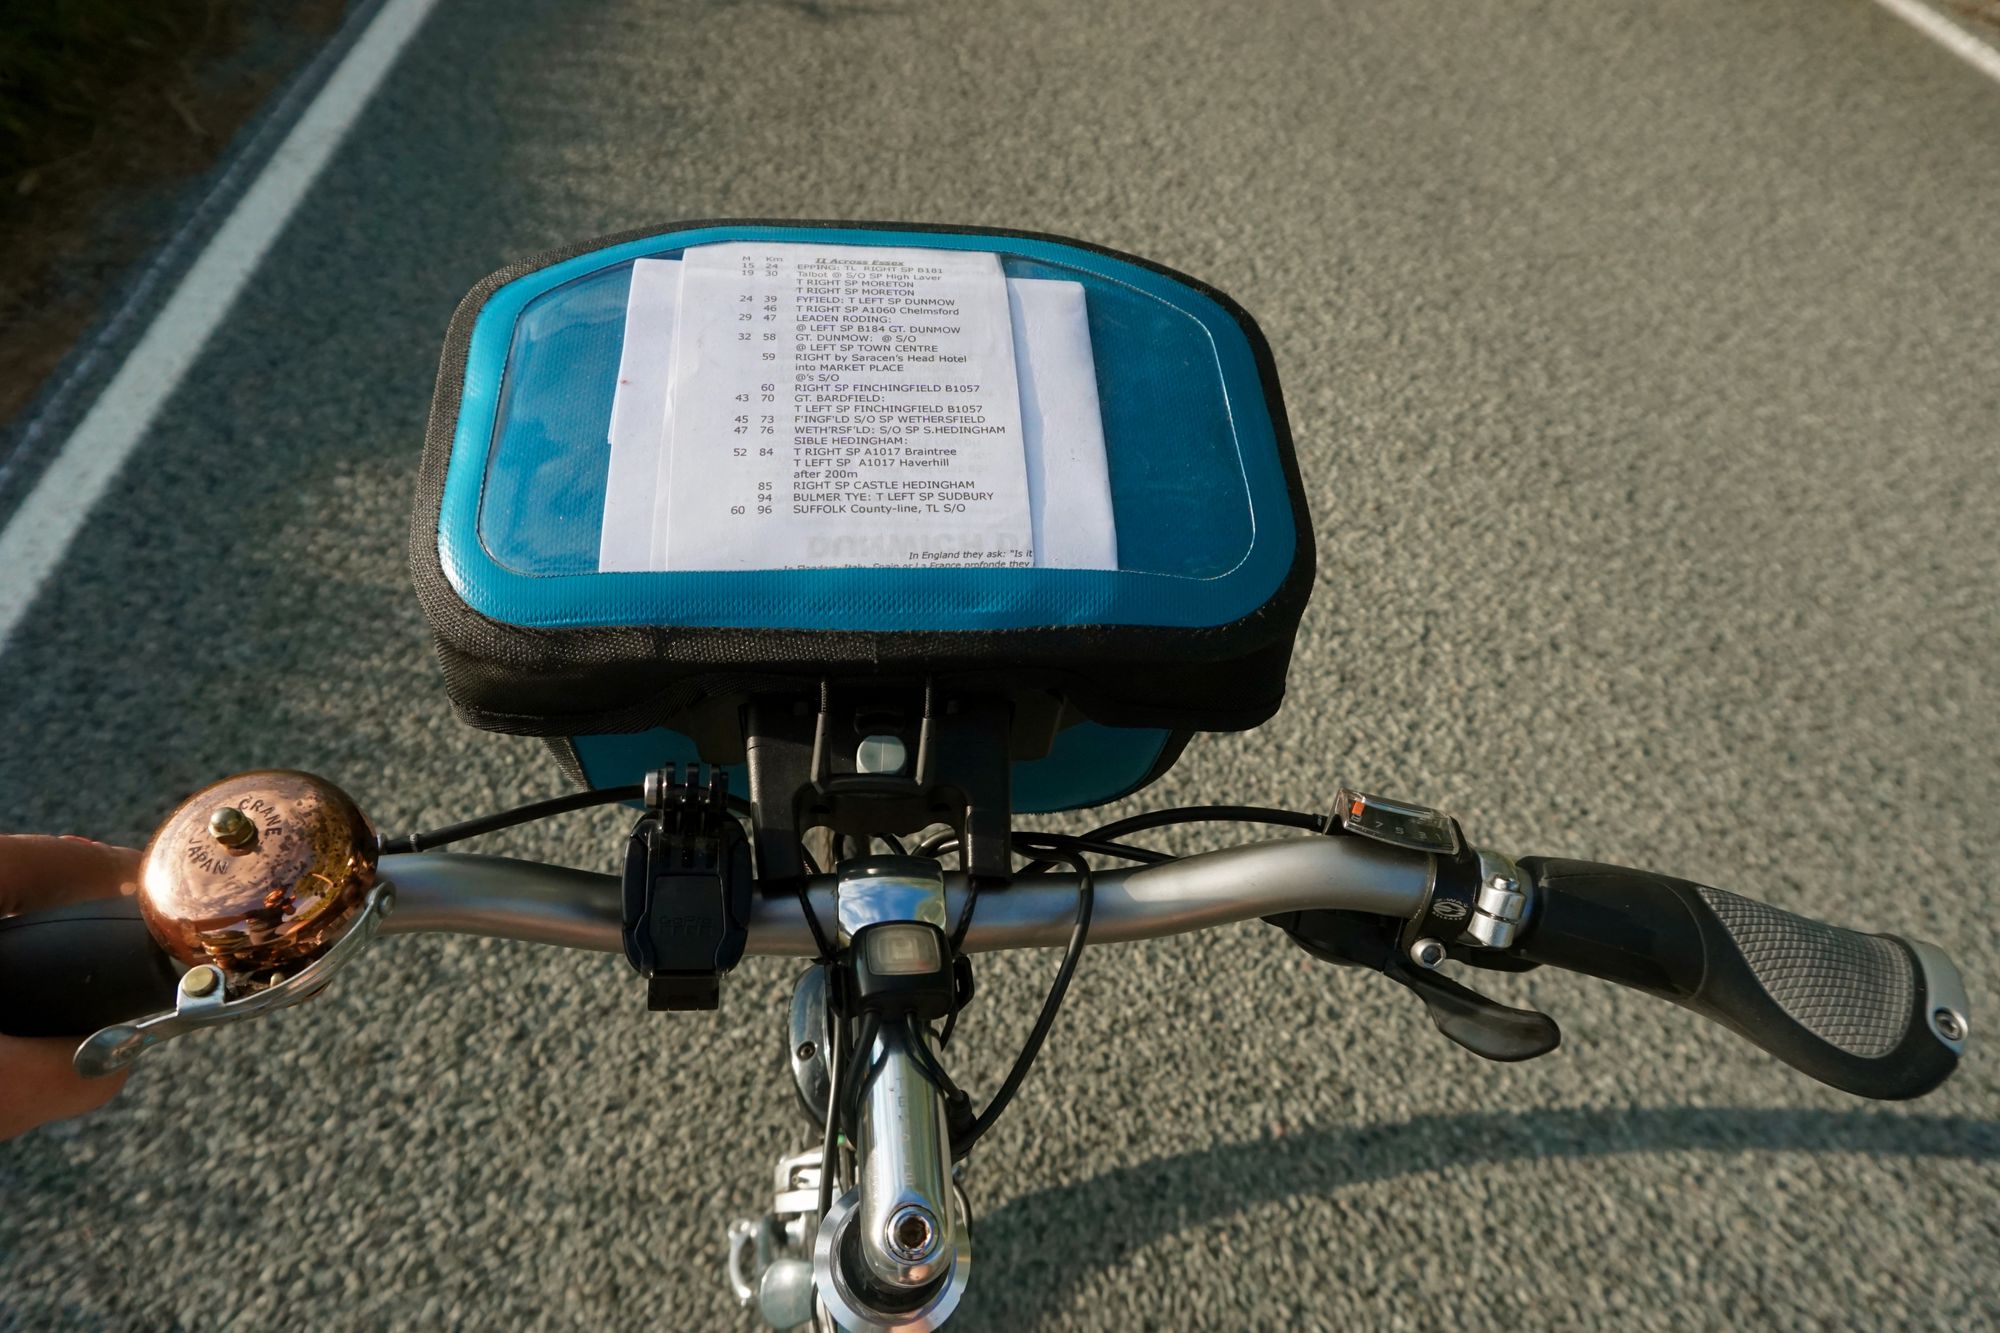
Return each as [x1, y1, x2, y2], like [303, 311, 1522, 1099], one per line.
[0, 836, 1969, 1103]
[379, 836, 1435, 956]
[0, 837, 1431, 1039]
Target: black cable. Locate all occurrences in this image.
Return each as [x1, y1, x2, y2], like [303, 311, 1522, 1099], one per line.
[1009, 805, 1325, 876]
[914, 828, 958, 858]
[938, 872, 978, 1053]
[816, 981, 843, 1221]
[1079, 804, 1329, 843]
[876, 833, 906, 855]
[927, 831, 1169, 878]
[936, 831, 1132, 1046]
[904, 1013, 965, 1101]
[380, 781, 764, 856]
[794, 834, 835, 961]
[380, 785, 645, 854]
[841, 1014, 881, 1131]
[792, 834, 834, 960]
[937, 834, 981, 1051]
[953, 845, 1093, 1159]
[947, 869, 979, 954]
[1012, 830, 1175, 870]
[797, 876, 836, 961]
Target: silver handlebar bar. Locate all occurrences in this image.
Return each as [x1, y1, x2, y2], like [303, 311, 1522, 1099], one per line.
[375, 836, 1437, 955]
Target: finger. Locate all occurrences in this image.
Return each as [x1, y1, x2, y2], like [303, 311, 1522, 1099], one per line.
[0, 1035, 130, 1141]
[0, 836, 143, 915]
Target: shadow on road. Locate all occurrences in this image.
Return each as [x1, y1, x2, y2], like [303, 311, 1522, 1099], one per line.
[961, 1106, 1998, 1327]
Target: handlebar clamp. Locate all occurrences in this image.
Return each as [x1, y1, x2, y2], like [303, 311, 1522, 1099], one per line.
[620, 765, 754, 1011]
[1462, 848, 1530, 950]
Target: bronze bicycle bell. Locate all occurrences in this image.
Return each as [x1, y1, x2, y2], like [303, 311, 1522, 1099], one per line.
[138, 770, 378, 977]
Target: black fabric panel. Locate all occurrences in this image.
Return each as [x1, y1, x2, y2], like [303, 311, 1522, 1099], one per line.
[410, 220, 1315, 748]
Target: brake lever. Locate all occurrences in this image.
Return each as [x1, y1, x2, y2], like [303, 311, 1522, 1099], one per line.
[1267, 908, 1561, 1063]
[73, 882, 394, 1078]
[1382, 953, 1560, 1062]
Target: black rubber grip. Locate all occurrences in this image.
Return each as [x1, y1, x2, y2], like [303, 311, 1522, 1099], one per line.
[0, 897, 181, 1038]
[1515, 859, 1966, 1101]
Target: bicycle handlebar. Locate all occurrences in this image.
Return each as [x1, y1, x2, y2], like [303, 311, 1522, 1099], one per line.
[0, 897, 181, 1039]
[372, 836, 1437, 954]
[0, 839, 1970, 1102]
[0, 838, 1431, 1036]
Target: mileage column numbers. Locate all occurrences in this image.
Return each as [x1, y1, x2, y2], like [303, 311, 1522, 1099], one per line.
[726, 248, 786, 534]
[661, 242, 1033, 571]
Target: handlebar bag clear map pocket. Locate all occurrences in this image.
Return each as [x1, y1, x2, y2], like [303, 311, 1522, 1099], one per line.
[411, 222, 1313, 812]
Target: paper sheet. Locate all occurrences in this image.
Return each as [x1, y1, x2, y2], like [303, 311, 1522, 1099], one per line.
[599, 258, 682, 571]
[599, 249, 1116, 572]
[1008, 277, 1117, 571]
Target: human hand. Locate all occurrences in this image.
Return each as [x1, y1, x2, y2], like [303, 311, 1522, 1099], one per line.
[1, 835, 142, 1141]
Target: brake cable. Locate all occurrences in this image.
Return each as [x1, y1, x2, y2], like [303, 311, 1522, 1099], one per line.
[381, 793, 1320, 861]
[949, 844, 1094, 1159]
[377, 786, 643, 854]
[815, 987, 845, 1221]
[1078, 804, 1332, 841]
[380, 785, 759, 855]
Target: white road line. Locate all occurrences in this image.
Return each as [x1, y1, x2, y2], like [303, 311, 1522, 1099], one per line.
[0, 0, 444, 655]
[1874, 0, 2000, 83]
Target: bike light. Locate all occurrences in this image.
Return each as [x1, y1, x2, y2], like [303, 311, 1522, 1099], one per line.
[864, 923, 943, 976]
[851, 922, 955, 1020]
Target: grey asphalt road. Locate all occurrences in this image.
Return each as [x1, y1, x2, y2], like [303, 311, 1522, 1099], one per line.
[3, 0, 1998, 1328]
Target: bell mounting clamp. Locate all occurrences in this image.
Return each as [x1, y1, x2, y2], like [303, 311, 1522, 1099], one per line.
[73, 881, 395, 1078]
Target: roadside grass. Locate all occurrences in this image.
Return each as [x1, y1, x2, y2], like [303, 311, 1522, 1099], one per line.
[1953, 0, 2000, 30]
[0, 2, 251, 190]
[0, 0, 344, 428]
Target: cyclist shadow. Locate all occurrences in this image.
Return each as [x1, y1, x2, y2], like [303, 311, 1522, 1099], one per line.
[957, 1105, 1997, 1328]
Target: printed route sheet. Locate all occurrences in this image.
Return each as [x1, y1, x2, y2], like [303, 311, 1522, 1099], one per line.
[599, 245, 1117, 573]
[599, 257, 681, 572]
[662, 242, 1033, 570]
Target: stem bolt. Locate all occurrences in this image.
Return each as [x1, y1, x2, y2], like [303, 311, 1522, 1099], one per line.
[1410, 938, 1446, 970]
[795, 1041, 816, 1062]
[885, 1204, 940, 1263]
[1935, 1008, 1967, 1042]
[180, 965, 222, 998]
